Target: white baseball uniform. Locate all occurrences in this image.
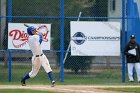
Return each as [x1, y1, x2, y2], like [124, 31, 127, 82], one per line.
[127, 63, 140, 81]
[28, 34, 52, 78]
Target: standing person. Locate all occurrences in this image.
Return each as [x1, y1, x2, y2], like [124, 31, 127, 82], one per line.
[125, 35, 140, 82]
[21, 26, 55, 87]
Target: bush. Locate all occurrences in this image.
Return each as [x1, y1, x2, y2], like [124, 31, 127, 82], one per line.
[64, 56, 92, 73]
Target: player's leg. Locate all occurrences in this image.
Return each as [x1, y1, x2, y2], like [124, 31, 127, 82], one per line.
[29, 56, 42, 78]
[127, 63, 134, 82]
[41, 54, 55, 87]
[134, 63, 140, 82]
[21, 56, 41, 86]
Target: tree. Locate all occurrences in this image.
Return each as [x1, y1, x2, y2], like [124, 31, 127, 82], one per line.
[93, 0, 108, 21]
[63, 0, 95, 73]
[65, 55, 92, 73]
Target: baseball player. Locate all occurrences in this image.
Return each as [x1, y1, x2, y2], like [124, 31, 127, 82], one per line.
[21, 26, 55, 87]
[125, 35, 140, 82]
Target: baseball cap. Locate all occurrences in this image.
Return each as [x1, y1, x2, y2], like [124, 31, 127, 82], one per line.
[130, 35, 135, 39]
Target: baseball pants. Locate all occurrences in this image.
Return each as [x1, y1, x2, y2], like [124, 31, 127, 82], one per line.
[127, 63, 140, 81]
[29, 54, 52, 78]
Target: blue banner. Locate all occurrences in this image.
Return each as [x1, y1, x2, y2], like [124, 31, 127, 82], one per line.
[127, 0, 140, 44]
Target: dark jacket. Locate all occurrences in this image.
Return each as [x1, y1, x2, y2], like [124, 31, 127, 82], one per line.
[125, 41, 140, 63]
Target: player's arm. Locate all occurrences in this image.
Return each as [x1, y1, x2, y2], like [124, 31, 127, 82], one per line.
[137, 43, 140, 55]
[38, 34, 48, 43]
[36, 30, 43, 35]
[43, 38, 48, 42]
[124, 44, 130, 56]
[36, 31, 48, 42]
[125, 44, 134, 56]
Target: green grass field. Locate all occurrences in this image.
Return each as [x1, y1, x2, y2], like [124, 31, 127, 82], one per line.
[1, 65, 140, 93]
[0, 65, 140, 85]
[102, 88, 140, 93]
[0, 65, 124, 85]
[0, 89, 64, 93]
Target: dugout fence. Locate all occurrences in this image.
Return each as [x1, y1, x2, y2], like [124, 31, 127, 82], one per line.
[0, 0, 139, 84]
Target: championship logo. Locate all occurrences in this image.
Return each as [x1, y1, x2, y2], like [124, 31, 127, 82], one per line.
[72, 32, 86, 45]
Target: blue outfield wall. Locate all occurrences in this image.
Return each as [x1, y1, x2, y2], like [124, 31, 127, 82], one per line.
[127, 0, 140, 43]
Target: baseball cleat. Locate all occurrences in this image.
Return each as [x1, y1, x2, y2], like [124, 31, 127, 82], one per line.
[129, 80, 134, 82]
[51, 80, 55, 87]
[21, 80, 26, 86]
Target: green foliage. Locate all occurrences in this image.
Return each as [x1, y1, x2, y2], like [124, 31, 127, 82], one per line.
[64, 0, 96, 16]
[12, 0, 60, 16]
[92, 0, 108, 21]
[95, 0, 108, 17]
[64, 56, 92, 73]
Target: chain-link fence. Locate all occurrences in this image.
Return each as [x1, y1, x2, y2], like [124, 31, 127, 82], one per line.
[0, 0, 139, 84]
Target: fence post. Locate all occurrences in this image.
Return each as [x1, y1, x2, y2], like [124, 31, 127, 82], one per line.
[60, 0, 64, 82]
[122, 0, 126, 83]
[7, 0, 12, 82]
[8, 0, 12, 22]
[8, 50, 12, 82]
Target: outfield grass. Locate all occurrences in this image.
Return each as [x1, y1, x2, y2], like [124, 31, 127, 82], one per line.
[0, 65, 139, 85]
[0, 89, 64, 93]
[102, 88, 140, 93]
[1, 65, 140, 93]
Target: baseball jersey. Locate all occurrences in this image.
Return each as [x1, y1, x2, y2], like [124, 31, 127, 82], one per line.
[28, 34, 43, 56]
